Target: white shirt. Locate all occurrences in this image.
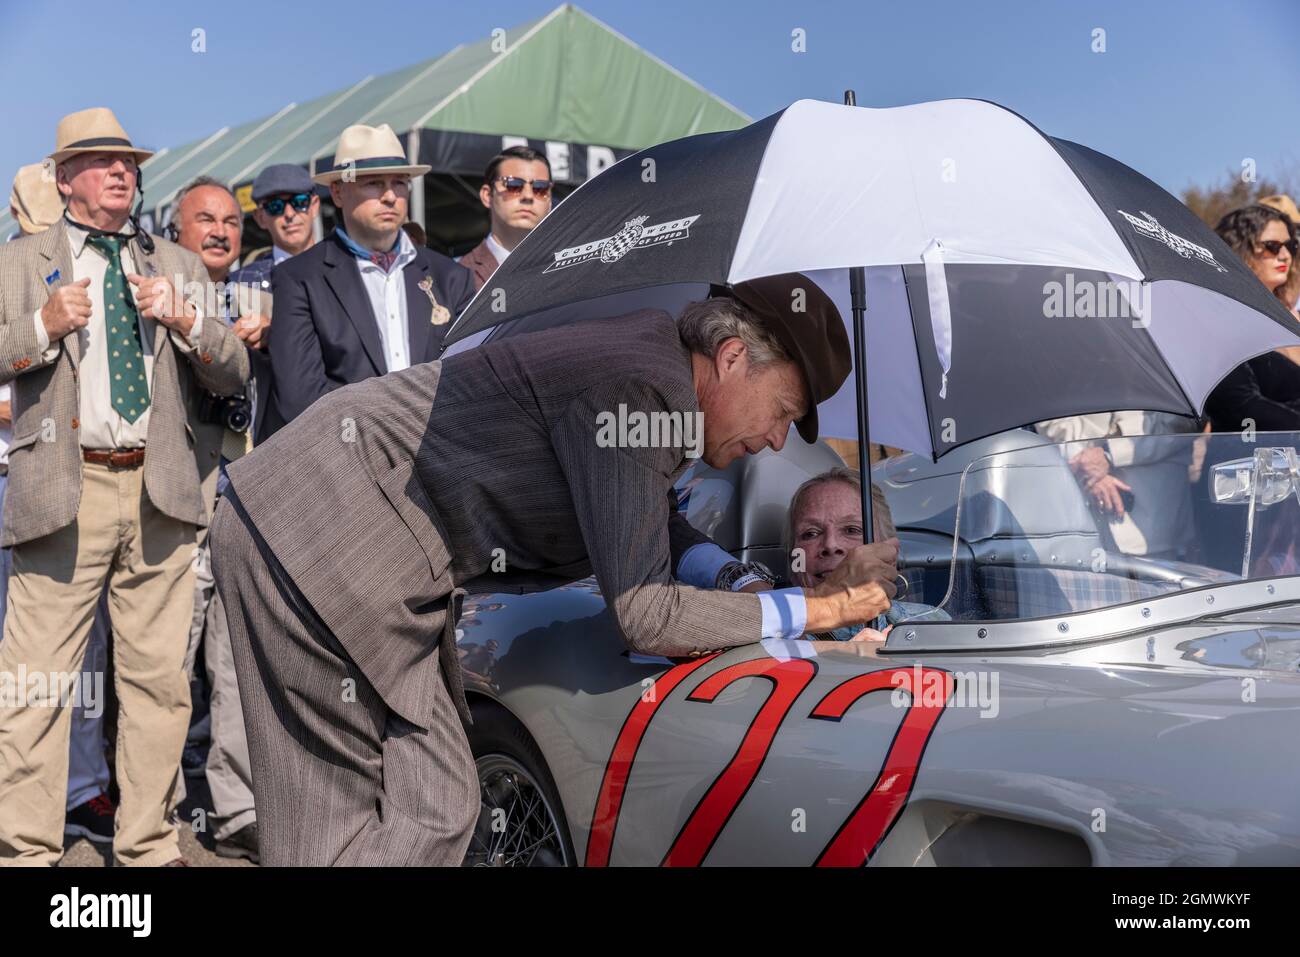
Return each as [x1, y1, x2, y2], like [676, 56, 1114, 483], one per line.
[32, 223, 205, 449]
[352, 230, 418, 373]
[485, 232, 511, 265]
[271, 245, 292, 265]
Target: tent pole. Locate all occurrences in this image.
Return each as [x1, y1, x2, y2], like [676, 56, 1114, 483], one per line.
[843, 90, 875, 545]
[408, 129, 427, 231]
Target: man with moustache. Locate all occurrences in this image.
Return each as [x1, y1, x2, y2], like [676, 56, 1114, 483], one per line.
[266, 124, 474, 431]
[0, 108, 248, 866]
[458, 146, 553, 291]
[171, 176, 261, 863]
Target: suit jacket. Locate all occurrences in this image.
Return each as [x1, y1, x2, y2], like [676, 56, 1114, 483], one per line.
[228, 255, 280, 442]
[458, 238, 499, 291]
[223, 310, 759, 728]
[0, 220, 250, 547]
[265, 231, 475, 434]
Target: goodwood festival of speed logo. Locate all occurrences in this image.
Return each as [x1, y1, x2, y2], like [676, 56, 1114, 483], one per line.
[544, 214, 701, 273]
[1117, 209, 1227, 272]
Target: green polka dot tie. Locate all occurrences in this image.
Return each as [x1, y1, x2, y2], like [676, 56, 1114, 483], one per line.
[85, 235, 149, 423]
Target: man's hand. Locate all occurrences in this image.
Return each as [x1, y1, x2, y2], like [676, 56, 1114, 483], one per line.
[40, 277, 92, 342]
[127, 274, 195, 338]
[235, 312, 271, 351]
[1087, 474, 1132, 516]
[809, 537, 899, 629]
[1069, 446, 1110, 483]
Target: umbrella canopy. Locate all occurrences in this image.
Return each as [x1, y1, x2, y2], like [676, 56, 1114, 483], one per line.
[443, 97, 1300, 459]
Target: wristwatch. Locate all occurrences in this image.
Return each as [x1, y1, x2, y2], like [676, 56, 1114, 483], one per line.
[716, 560, 778, 592]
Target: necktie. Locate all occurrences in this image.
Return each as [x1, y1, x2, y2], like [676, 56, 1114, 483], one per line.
[85, 235, 150, 423]
[370, 250, 398, 273]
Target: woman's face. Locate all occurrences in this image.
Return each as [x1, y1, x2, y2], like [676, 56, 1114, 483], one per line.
[1247, 219, 1295, 291]
[791, 481, 865, 588]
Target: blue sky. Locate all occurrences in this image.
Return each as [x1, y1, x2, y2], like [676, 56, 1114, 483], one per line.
[2, 0, 1295, 197]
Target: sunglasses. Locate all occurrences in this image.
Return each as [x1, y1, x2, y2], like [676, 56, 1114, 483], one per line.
[260, 193, 313, 216]
[494, 176, 553, 198]
[1256, 238, 1299, 257]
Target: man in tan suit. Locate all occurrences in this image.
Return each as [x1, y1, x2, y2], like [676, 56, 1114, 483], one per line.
[5, 163, 118, 849]
[0, 108, 250, 866]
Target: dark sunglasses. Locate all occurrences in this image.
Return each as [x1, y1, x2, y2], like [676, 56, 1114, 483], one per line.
[260, 193, 313, 216]
[494, 176, 552, 197]
[1256, 238, 1299, 257]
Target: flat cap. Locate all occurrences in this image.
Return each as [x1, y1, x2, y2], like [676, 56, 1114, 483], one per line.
[727, 272, 850, 444]
[251, 164, 315, 202]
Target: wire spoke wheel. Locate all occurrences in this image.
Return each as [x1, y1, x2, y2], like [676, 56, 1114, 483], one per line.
[465, 754, 570, 867]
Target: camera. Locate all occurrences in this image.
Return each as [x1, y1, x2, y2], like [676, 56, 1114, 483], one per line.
[198, 391, 252, 434]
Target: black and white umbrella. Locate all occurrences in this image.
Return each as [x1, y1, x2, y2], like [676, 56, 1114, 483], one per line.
[443, 97, 1299, 468]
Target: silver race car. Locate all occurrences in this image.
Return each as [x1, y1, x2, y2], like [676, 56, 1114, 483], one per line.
[457, 427, 1300, 866]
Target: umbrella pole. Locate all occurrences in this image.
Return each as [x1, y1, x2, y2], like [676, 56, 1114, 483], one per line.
[843, 91, 876, 546]
[850, 263, 875, 545]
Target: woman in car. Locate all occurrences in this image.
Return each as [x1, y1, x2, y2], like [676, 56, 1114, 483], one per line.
[784, 467, 946, 640]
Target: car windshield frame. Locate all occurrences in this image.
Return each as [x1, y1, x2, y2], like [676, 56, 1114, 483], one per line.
[881, 429, 1300, 654]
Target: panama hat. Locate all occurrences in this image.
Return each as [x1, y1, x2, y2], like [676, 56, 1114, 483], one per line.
[10, 163, 65, 235]
[48, 107, 153, 165]
[312, 123, 430, 185]
[1260, 194, 1300, 227]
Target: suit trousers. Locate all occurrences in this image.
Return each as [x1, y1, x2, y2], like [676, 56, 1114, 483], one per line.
[0, 461, 195, 866]
[209, 492, 478, 866]
[187, 533, 255, 841]
[0, 480, 110, 812]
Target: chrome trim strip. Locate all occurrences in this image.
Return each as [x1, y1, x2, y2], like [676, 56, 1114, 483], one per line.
[881, 575, 1300, 653]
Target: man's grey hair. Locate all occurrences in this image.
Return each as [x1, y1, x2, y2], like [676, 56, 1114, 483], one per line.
[677, 297, 790, 371]
[783, 466, 895, 579]
[173, 175, 239, 218]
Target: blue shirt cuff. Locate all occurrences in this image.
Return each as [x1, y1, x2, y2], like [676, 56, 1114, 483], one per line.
[676, 542, 734, 588]
[757, 588, 808, 640]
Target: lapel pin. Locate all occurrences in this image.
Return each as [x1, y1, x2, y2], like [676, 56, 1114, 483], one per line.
[420, 276, 451, 325]
[44, 269, 60, 285]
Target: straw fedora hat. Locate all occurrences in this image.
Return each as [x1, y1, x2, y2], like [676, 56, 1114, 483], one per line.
[48, 107, 153, 165]
[312, 123, 430, 185]
[9, 163, 66, 235]
[1260, 194, 1300, 227]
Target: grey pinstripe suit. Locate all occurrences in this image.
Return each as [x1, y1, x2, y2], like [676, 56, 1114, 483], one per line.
[210, 309, 763, 865]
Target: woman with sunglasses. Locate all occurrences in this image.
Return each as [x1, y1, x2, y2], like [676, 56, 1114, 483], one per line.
[1193, 205, 1300, 571]
[1204, 204, 1300, 434]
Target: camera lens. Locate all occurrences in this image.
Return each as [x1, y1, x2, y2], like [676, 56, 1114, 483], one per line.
[225, 403, 252, 434]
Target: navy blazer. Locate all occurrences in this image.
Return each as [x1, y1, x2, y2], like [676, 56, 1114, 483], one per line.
[228, 253, 279, 442]
[265, 231, 475, 435]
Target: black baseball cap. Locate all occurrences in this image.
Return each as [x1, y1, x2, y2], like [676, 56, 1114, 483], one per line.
[726, 273, 850, 444]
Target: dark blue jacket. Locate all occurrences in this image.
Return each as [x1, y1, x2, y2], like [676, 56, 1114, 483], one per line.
[264, 231, 475, 436]
[228, 253, 279, 441]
